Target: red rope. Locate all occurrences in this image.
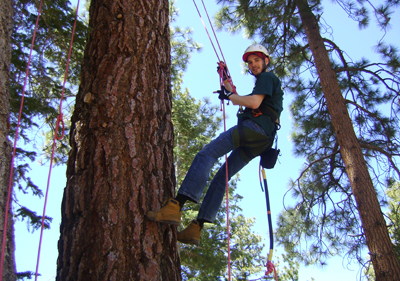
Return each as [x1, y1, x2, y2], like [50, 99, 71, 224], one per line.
[192, 0, 222, 62]
[0, 0, 45, 279]
[265, 260, 278, 281]
[222, 101, 231, 281]
[34, 1, 81, 279]
[192, 0, 237, 94]
[199, 0, 228, 68]
[192, 1, 234, 278]
[219, 66, 231, 280]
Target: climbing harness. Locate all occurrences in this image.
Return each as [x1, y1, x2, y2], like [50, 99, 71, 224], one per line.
[236, 104, 280, 163]
[0, 0, 81, 280]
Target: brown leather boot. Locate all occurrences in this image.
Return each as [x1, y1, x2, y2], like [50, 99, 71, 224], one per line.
[178, 220, 201, 245]
[147, 198, 182, 226]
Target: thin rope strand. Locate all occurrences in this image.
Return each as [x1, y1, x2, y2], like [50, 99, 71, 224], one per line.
[223, 101, 232, 281]
[0, 0, 45, 279]
[198, 0, 236, 94]
[200, 0, 228, 71]
[199, 0, 237, 94]
[192, 0, 221, 62]
[34, 1, 80, 279]
[192, 1, 232, 278]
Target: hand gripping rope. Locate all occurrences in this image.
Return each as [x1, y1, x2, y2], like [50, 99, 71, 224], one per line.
[192, 1, 236, 279]
[0, 0, 81, 280]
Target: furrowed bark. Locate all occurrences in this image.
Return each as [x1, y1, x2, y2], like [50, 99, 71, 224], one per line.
[0, 0, 16, 279]
[57, 0, 181, 280]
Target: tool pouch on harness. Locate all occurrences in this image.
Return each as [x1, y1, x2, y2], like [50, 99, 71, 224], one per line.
[260, 147, 280, 169]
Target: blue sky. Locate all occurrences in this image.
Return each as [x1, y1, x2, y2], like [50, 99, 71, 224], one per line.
[13, 0, 399, 280]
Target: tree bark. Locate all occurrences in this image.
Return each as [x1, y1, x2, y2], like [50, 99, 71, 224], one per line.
[0, 0, 16, 279]
[57, 0, 180, 280]
[295, 0, 400, 280]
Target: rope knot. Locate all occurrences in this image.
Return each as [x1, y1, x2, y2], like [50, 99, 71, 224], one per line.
[265, 260, 278, 280]
[55, 110, 65, 141]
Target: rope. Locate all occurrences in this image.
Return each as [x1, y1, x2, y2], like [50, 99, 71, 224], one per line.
[222, 101, 231, 281]
[0, 0, 45, 279]
[265, 260, 278, 281]
[192, 0, 222, 62]
[192, 0, 236, 94]
[35, 1, 81, 279]
[192, 1, 234, 279]
[261, 167, 278, 281]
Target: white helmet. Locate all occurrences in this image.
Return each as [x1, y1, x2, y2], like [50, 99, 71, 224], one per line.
[242, 44, 270, 62]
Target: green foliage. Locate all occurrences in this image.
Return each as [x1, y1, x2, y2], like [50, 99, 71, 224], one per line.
[11, 0, 87, 231]
[215, 0, 400, 271]
[16, 271, 36, 280]
[14, 207, 52, 232]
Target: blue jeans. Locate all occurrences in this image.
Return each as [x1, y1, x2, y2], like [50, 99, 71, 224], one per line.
[177, 119, 268, 223]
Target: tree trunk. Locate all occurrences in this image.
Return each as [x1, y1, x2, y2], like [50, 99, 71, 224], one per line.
[295, 0, 400, 280]
[56, 0, 180, 280]
[0, 0, 16, 279]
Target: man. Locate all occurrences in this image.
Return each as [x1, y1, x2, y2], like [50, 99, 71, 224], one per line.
[147, 44, 284, 245]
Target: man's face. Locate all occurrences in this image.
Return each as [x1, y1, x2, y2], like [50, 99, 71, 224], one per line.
[247, 54, 269, 76]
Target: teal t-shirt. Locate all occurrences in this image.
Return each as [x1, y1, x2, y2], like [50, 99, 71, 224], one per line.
[239, 71, 284, 135]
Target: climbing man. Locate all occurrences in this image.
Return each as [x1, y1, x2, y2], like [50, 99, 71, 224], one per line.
[147, 44, 284, 245]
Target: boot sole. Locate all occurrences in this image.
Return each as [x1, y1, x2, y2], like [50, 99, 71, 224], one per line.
[146, 215, 181, 226]
[178, 239, 200, 246]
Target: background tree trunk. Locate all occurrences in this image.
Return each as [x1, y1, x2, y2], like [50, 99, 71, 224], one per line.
[56, 0, 180, 280]
[295, 0, 400, 280]
[0, 0, 16, 279]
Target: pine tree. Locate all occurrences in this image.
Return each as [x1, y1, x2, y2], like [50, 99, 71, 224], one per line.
[215, 0, 400, 279]
[56, 0, 181, 279]
[0, 0, 16, 279]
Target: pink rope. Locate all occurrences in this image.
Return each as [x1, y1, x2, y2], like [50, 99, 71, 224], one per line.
[192, 1, 234, 277]
[196, 0, 237, 94]
[220, 72, 231, 281]
[192, 1, 238, 278]
[34, 1, 80, 279]
[265, 260, 278, 281]
[0, 0, 45, 279]
[192, 0, 222, 62]
[200, 0, 228, 71]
